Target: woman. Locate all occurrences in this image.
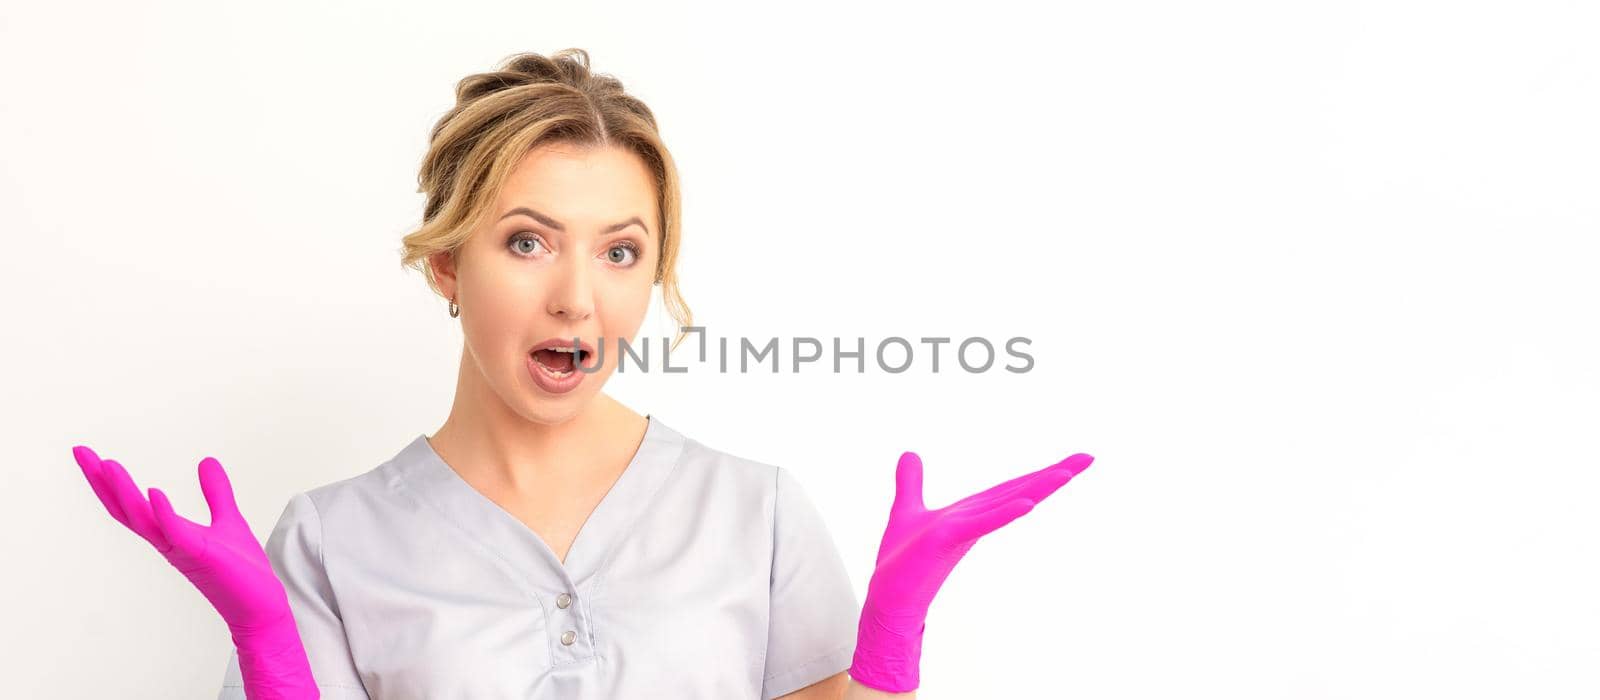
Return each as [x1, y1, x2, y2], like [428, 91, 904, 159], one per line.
[70, 48, 1095, 700]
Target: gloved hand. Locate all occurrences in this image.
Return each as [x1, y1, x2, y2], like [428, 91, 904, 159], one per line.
[71, 445, 321, 700]
[848, 450, 1095, 692]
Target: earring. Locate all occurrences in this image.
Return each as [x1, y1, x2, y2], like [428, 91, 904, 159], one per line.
[449, 298, 460, 318]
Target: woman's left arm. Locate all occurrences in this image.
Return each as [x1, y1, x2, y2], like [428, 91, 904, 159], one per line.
[774, 449, 1092, 699]
[844, 450, 1095, 695]
[773, 670, 913, 700]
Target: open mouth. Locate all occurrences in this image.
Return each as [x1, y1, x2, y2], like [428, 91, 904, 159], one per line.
[530, 347, 591, 376]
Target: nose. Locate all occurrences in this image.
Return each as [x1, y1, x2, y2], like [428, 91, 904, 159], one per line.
[545, 249, 595, 321]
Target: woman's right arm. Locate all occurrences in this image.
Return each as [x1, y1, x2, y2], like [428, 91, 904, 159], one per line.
[71, 445, 360, 699]
[219, 490, 372, 699]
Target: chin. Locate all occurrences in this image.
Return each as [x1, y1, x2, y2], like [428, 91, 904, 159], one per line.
[511, 395, 590, 427]
[516, 364, 606, 420]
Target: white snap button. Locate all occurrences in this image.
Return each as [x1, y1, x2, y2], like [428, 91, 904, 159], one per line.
[560, 630, 576, 646]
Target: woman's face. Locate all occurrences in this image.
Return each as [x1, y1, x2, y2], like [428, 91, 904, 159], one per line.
[433, 141, 660, 425]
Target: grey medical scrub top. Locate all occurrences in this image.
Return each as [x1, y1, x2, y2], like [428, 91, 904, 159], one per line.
[216, 415, 860, 699]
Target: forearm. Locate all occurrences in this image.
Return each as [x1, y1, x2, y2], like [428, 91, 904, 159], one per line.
[845, 614, 920, 699]
[844, 677, 915, 700]
[231, 618, 321, 700]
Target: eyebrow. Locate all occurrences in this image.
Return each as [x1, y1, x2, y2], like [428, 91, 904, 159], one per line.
[499, 206, 647, 235]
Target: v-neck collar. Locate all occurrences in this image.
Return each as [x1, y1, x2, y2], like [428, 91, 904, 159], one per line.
[392, 413, 686, 593]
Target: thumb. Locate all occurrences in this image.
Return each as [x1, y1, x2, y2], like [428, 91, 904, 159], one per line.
[197, 456, 245, 528]
[892, 451, 925, 514]
[149, 487, 205, 556]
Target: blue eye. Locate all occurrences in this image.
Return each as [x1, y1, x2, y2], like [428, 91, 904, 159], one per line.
[508, 233, 545, 257]
[606, 241, 640, 267]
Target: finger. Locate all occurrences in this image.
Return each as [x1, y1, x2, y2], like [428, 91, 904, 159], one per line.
[947, 453, 1094, 512]
[1010, 454, 1095, 504]
[946, 465, 1055, 512]
[1057, 453, 1095, 479]
[944, 497, 1037, 543]
[148, 487, 203, 555]
[197, 456, 244, 528]
[892, 451, 925, 514]
[99, 459, 170, 550]
[72, 445, 130, 527]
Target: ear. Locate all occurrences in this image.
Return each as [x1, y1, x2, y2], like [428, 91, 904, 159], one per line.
[429, 250, 458, 299]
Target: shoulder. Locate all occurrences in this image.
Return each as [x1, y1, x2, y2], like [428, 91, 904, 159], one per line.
[299, 461, 388, 515]
[653, 419, 814, 534]
[670, 424, 789, 496]
[258, 437, 432, 568]
[273, 436, 422, 526]
[664, 421, 823, 524]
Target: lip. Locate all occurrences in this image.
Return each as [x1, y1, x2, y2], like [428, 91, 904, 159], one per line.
[529, 336, 596, 359]
[526, 352, 586, 394]
[526, 336, 598, 396]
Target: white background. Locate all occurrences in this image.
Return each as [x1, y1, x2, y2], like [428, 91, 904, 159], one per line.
[3, 1, 1597, 698]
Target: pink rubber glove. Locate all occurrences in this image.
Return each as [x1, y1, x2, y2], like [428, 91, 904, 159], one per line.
[72, 445, 320, 700]
[848, 450, 1095, 692]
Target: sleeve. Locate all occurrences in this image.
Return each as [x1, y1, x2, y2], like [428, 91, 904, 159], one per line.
[217, 491, 372, 700]
[760, 465, 861, 700]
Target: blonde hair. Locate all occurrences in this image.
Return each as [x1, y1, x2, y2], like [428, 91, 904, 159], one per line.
[400, 48, 692, 348]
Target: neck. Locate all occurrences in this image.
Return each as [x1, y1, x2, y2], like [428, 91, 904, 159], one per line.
[428, 345, 646, 494]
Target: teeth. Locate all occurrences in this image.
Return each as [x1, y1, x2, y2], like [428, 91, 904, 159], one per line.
[534, 359, 574, 376]
[533, 345, 581, 379]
